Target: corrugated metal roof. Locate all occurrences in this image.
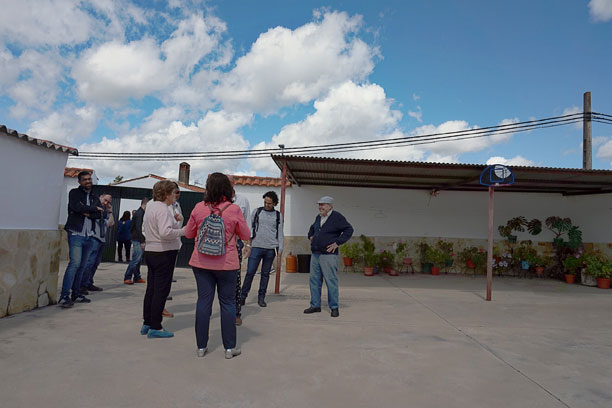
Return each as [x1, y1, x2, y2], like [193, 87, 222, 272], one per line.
[271, 155, 612, 196]
[1, 125, 78, 155]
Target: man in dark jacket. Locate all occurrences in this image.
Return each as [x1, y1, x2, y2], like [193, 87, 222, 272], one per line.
[124, 197, 148, 284]
[304, 196, 353, 317]
[58, 171, 104, 308]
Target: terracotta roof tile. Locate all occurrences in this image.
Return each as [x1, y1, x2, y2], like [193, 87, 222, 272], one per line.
[1, 125, 78, 155]
[230, 175, 291, 187]
[64, 167, 94, 178]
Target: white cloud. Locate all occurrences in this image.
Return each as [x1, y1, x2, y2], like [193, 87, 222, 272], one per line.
[412, 93, 420, 101]
[248, 81, 421, 174]
[408, 106, 423, 122]
[72, 13, 230, 106]
[486, 155, 535, 167]
[563, 105, 583, 129]
[215, 10, 378, 114]
[72, 39, 171, 104]
[589, 0, 612, 22]
[71, 110, 253, 182]
[27, 106, 102, 146]
[0, 0, 95, 46]
[5, 50, 65, 119]
[595, 137, 612, 164]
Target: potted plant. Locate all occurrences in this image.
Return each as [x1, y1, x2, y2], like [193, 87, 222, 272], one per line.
[498, 217, 542, 243]
[492, 252, 513, 276]
[533, 254, 552, 278]
[545, 216, 583, 279]
[436, 240, 454, 269]
[458, 246, 479, 270]
[515, 240, 537, 271]
[379, 250, 397, 275]
[359, 235, 376, 276]
[393, 241, 411, 271]
[562, 254, 581, 284]
[596, 257, 612, 289]
[340, 241, 361, 267]
[580, 250, 601, 287]
[418, 241, 433, 273]
[426, 246, 446, 275]
[471, 248, 487, 273]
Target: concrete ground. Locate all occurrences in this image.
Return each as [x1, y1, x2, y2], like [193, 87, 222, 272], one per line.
[0, 262, 611, 408]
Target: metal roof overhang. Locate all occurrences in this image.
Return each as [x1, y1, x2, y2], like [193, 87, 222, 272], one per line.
[271, 155, 612, 196]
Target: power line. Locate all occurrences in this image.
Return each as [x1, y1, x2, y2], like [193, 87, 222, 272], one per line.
[70, 112, 593, 161]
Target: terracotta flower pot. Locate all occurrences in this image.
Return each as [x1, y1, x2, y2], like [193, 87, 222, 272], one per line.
[384, 267, 392, 274]
[431, 267, 440, 276]
[597, 277, 611, 289]
[535, 266, 545, 277]
[564, 274, 575, 284]
[388, 268, 398, 276]
[343, 257, 353, 267]
[363, 266, 374, 276]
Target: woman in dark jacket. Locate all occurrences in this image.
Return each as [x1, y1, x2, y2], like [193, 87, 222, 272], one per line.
[117, 211, 132, 262]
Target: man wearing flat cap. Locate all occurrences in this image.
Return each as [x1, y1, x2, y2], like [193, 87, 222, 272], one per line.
[304, 196, 354, 317]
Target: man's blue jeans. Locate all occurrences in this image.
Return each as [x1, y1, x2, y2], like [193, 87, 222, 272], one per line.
[124, 240, 143, 280]
[81, 238, 104, 289]
[309, 253, 339, 310]
[241, 247, 276, 301]
[60, 232, 96, 300]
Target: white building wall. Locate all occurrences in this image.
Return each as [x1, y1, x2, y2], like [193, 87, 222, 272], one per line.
[0, 137, 69, 230]
[283, 185, 609, 243]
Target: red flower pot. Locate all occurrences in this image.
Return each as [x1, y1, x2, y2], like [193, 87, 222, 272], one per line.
[466, 259, 475, 269]
[431, 267, 440, 276]
[535, 266, 545, 277]
[597, 277, 610, 289]
[564, 274, 575, 284]
[363, 266, 374, 276]
[384, 267, 392, 274]
[388, 268, 398, 276]
[343, 257, 353, 267]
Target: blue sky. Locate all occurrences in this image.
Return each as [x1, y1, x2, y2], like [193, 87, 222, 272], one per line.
[1, 0, 612, 184]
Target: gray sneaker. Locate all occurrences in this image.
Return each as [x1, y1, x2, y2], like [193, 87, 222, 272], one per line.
[197, 348, 207, 357]
[225, 348, 241, 359]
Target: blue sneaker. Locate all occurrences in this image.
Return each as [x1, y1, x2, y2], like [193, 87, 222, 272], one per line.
[147, 329, 174, 339]
[140, 324, 150, 335]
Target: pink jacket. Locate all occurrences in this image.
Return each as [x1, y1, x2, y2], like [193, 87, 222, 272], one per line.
[185, 200, 251, 270]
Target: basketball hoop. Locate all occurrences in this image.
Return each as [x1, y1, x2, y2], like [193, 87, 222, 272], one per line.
[480, 164, 514, 187]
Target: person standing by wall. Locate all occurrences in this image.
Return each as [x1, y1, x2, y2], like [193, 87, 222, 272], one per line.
[240, 191, 283, 308]
[58, 171, 104, 308]
[124, 198, 148, 284]
[116, 211, 132, 262]
[304, 196, 353, 318]
[80, 193, 114, 293]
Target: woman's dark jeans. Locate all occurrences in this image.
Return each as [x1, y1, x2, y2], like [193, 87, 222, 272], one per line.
[192, 267, 238, 349]
[143, 250, 178, 330]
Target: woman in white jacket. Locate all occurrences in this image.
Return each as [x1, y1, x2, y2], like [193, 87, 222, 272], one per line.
[140, 180, 185, 339]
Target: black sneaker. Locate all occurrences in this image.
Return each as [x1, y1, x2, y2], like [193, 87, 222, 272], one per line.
[72, 295, 91, 303]
[258, 299, 267, 307]
[88, 285, 103, 292]
[80, 288, 89, 295]
[303, 307, 321, 314]
[58, 298, 74, 308]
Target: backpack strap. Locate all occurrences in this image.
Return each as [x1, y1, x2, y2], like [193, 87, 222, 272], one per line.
[251, 207, 264, 239]
[275, 210, 280, 240]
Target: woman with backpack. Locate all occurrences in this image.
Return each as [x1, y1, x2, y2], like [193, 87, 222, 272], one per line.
[184, 173, 250, 359]
[116, 211, 132, 262]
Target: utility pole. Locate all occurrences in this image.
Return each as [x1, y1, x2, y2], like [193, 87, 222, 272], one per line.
[583, 91, 592, 170]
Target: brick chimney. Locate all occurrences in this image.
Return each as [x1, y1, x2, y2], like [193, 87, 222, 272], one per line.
[178, 162, 190, 185]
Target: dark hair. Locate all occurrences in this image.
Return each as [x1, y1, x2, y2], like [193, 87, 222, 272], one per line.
[77, 171, 91, 181]
[263, 191, 279, 205]
[120, 211, 131, 221]
[204, 173, 233, 205]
